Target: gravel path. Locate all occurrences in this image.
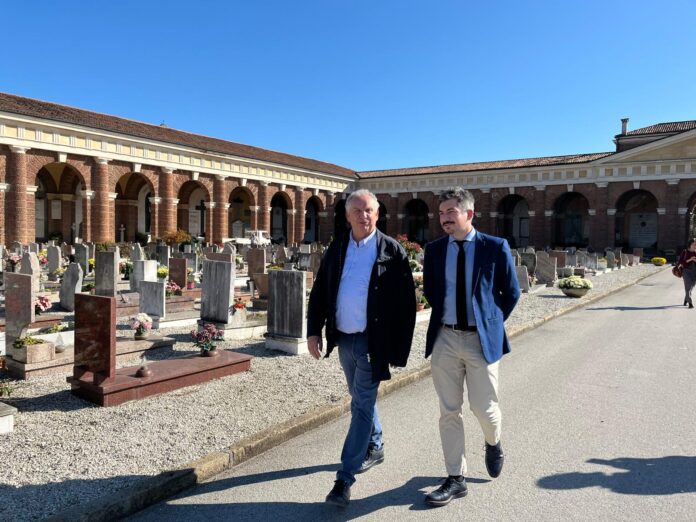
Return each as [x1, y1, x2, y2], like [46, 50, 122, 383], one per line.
[0, 264, 665, 521]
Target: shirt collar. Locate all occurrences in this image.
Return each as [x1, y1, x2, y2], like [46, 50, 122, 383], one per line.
[350, 227, 377, 248]
[448, 227, 477, 244]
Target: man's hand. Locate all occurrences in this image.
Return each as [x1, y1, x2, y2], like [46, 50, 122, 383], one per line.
[308, 335, 323, 360]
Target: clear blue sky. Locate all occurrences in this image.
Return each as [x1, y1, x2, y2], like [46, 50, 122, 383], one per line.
[2, 1, 695, 172]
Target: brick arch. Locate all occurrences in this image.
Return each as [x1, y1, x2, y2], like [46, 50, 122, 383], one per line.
[26, 150, 59, 176]
[120, 172, 156, 200]
[551, 191, 591, 248]
[229, 185, 255, 207]
[269, 187, 294, 210]
[58, 165, 87, 193]
[306, 194, 324, 212]
[178, 179, 210, 202]
[108, 161, 132, 189]
[173, 174, 213, 199]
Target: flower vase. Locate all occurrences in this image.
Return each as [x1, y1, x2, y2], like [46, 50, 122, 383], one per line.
[186, 281, 196, 290]
[134, 328, 149, 340]
[416, 303, 425, 312]
[561, 287, 589, 298]
[201, 347, 219, 357]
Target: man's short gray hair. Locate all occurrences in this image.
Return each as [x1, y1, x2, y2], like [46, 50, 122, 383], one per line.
[345, 189, 379, 211]
[438, 187, 475, 211]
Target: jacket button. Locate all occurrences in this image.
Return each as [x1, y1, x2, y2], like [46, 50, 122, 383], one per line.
[374, 318, 378, 322]
[374, 286, 378, 290]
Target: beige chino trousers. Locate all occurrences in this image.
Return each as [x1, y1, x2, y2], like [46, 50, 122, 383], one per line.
[431, 326, 501, 476]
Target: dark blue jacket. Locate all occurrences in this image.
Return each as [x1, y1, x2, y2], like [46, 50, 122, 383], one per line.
[307, 229, 416, 382]
[423, 231, 520, 363]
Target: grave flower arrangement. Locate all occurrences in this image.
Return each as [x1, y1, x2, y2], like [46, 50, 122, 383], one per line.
[157, 266, 169, 279]
[34, 295, 52, 315]
[38, 253, 49, 267]
[396, 234, 423, 259]
[165, 281, 182, 297]
[651, 257, 667, 266]
[557, 275, 593, 290]
[88, 258, 95, 271]
[191, 323, 225, 354]
[128, 313, 153, 338]
[119, 260, 133, 278]
[6, 253, 22, 271]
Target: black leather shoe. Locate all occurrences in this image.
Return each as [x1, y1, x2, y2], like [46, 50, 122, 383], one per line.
[684, 298, 688, 306]
[326, 479, 350, 507]
[425, 476, 468, 506]
[690, 302, 694, 309]
[356, 445, 384, 474]
[485, 442, 504, 478]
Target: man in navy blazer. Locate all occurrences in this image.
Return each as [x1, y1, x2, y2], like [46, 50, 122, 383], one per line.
[422, 187, 520, 507]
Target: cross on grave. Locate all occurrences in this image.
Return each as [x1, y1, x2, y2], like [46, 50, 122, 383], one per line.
[195, 199, 206, 238]
[119, 224, 126, 242]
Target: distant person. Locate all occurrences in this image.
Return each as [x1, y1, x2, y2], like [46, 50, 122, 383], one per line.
[422, 187, 520, 507]
[307, 189, 416, 507]
[677, 238, 696, 308]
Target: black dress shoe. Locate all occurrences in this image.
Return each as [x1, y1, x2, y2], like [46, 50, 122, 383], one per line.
[356, 445, 384, 474]
[485, 442, 505, 478]
[326, 479, 350, 507]
[425, 476, 468, 506]
[684, 298, 688, 306]
[690, 302, 694, 309]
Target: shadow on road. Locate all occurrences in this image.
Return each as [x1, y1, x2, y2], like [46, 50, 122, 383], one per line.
[537, 456, 696, 495]
[586, 305, 685, 311]
[134, 465, 449, 521]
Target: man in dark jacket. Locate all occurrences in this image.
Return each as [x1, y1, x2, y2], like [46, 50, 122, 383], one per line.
[307, 189, 416, 507]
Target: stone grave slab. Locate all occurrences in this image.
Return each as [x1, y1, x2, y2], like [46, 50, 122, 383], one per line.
[169, 257, 187, 288]
[516, 265, 530, 293]
[200, 260, 235, 325]
[19, 252, 41, 293]
[536, 255, 557, 285]
[95, 251, 119, 297]
[140, 280, 166, 327]
[266, 269, 307, 354]
[59, 263, 84, 312]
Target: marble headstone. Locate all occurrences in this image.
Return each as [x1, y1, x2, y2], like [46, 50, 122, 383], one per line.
[19, 252, 41, 293]
[139, 280, 166, 327]
[266, 269, 308, 354]
[95, 251, 119, 297]
[200, 260, 235, 324]
[59, 263, 84, 312]
[131, 260, 158, 292]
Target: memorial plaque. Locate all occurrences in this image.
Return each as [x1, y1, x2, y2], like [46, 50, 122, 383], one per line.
[169, 257, 187, 288]
[74, 294, 116, 384]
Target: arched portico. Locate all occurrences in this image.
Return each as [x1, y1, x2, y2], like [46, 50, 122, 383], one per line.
[229, 186, 254, 239]
[177, 181, 210, 240]
[615, 189, 659, 251]
[34, 162, 86, 243]
[115, 172, 155, 242]
[553, 192, 590, 248]
[497, 195, 530, 248]
[405, 198, 429, 245]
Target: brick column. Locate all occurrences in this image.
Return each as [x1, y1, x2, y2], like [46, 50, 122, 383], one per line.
[661, 179, 680, 250]
[205, 201, 215, 245]
[82, 190, 94, 242]
[249, 205, 259, 230]
[257, 182, 270, 234]
[91, 158, 111, 242]
[26, 184, 37, 242]
[531, 186, 546, 248]
[108, 192, 118, 242]
[476, 189, 492, 235]
[294, 187, 307, 243]
[213, 176, 228, 244]
[386, 194, 399, 237]
[159, 168, 176, 237]
[0, 182, 7, 246]
[286, 209, 296, 245]
[592, 182, 609, 250]
[7, 146, 29, 244]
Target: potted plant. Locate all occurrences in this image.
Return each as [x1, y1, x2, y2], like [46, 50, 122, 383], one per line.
[34, 295, 52, 315]
[6, 253, 22, 272]
[557, 275, 593, 298]
[191, 323, 225, 356]
[651, 257, 667, 266]
[88, 257, 95, 272]
[128, 313, 153, 340]
[119, 260, 133, 280]
[48, 266, 65, 282]
[157, 266, 169, 280]
[186, 268, 196, 289]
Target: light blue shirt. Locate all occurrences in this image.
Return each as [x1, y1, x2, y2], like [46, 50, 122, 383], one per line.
[442, 228, 476, 327]
[336, 229, 378, 333]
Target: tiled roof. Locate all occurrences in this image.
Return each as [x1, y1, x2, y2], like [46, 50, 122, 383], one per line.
[0, 92, 356, 178]
[357, 152, 614, 179]
[623, 120, 696, 136]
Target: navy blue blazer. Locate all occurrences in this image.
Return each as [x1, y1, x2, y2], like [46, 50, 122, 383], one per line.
[423, 231, 520, 363]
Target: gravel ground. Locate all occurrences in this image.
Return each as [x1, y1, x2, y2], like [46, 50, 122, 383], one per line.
[0, 264, 665, 521]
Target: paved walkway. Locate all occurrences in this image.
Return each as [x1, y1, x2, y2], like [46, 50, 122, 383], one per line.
[130, 269, 696, 521]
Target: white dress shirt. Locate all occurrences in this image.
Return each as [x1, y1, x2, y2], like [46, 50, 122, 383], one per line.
[336, 229, 378, 333]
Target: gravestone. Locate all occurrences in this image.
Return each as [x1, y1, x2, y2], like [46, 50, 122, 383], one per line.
[86, 243, 96, 261]
[182, 252, 198, 272]
[621, 253, 630, 267]
[5, 273, 35, 351]
[222, 243, 236, 256]
[59, 263, 84, 312]
[575, 251, 588, 268]
[183, 244, 193, 253]
[19, 252, 41, 293]
[299, 244, 311, 255]
[308, 252, 322, 279]
[62, 243, 74, 257]
[95, 251, 119, 297]
[28, 243, 40, 254]
[266, 270, 308, 354]
[11, 241, 23, 254]
[200, 260, 235, 324]
[75, 243, 89, 274]
[132, 243, 144, 262]
[275, 247, 288, 263]
[520, 252, 536, 276]
[73, 294, 116, 385]
[633, 248, 643, 260]
[586, 253, 598, 271]
[47, 245, 61, 273]
[231, 220, 244, 238]
[169, 257, 187, 289]
[248, 248, 266, 277]
[510, 250, 520, 266]
[536, 255, 557, 285]
[156, 245, 170, 267]
[549, 250, 567, 268]
[566, 253, 577, 267]
[606, 251, 616, 269]
[0, 403, 18, 434]
[515, 265, 530, 292]
[131, 260, 157, 292]
[140, 280, 166, 328]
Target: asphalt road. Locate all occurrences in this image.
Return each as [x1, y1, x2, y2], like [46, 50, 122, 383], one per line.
[129, 269, 696, 521]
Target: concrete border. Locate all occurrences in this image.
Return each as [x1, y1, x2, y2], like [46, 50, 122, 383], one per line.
[47, 266, 668, 521]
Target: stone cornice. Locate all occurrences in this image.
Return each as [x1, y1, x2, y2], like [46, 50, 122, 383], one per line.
[0, 111, 352, 193]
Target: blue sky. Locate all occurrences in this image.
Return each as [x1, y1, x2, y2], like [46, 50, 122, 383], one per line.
[2, 1, 695, 171]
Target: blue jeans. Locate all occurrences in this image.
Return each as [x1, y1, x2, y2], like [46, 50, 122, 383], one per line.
[336, 332, 383, 485]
